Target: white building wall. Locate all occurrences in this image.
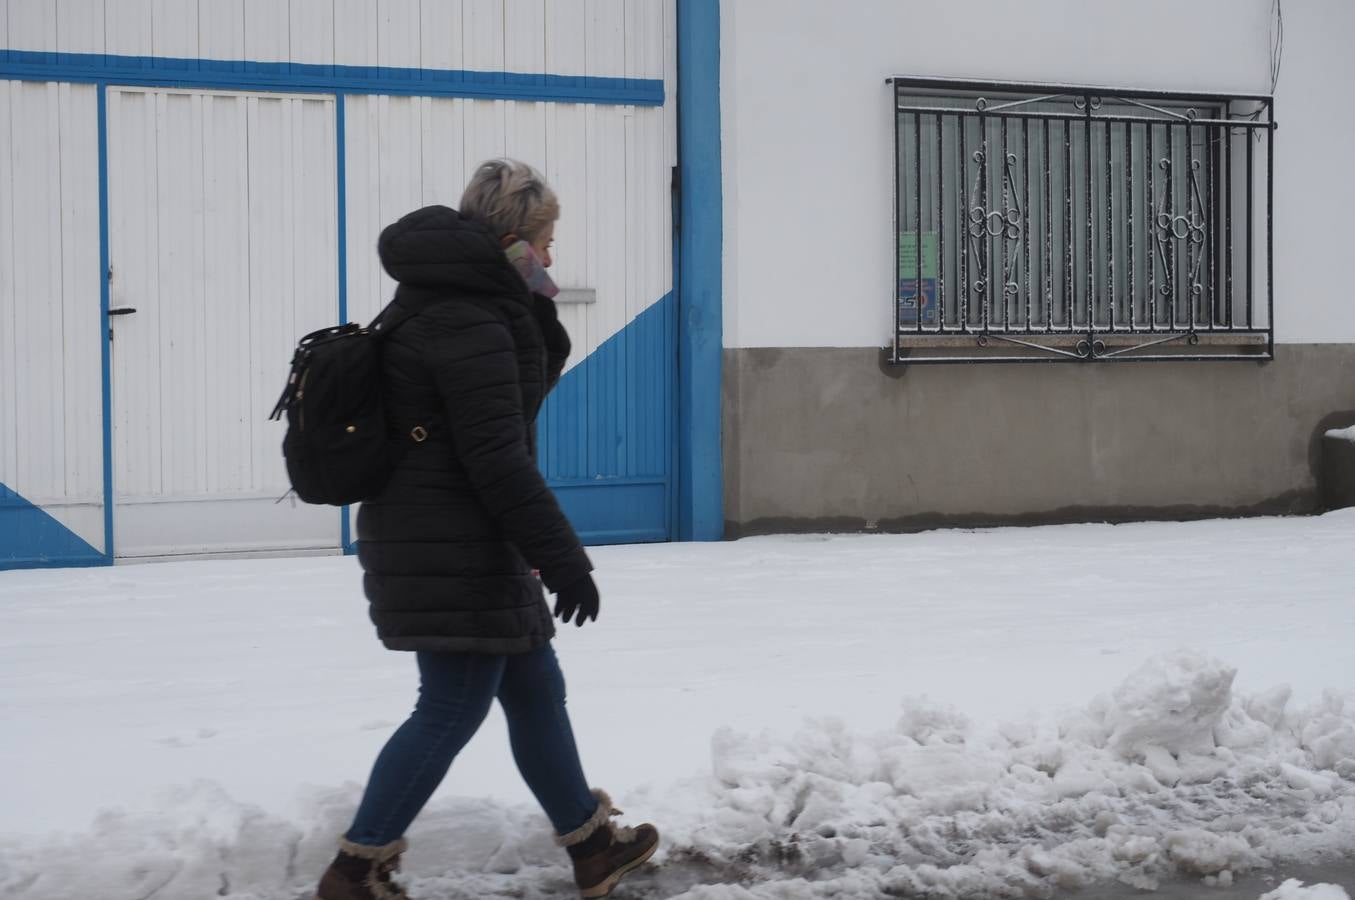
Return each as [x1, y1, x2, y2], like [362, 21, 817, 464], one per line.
[720, 0, 1348, 348]
[1269, 0, 1355, 344]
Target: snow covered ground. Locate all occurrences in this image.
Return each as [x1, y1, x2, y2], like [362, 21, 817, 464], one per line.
[2, 512, 1354, 899]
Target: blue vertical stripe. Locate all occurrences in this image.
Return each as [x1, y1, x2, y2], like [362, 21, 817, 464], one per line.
[677, 0, 725, 541]
[97, 82, 115, 562]
[667, 226, 681, 540]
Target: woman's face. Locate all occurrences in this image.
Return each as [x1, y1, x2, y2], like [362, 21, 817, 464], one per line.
[529, 220, 555, 269]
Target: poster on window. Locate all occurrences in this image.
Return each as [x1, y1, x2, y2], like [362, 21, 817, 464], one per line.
[898, 231, 939, 327]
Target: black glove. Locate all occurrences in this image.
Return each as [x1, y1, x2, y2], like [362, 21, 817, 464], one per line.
[553, 574, 600, 627]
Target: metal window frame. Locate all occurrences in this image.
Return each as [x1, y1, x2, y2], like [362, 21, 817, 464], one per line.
[886, 75, 1275, 365]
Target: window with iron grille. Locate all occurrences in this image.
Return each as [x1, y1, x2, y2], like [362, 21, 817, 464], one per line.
[888, 77, 1275, 363]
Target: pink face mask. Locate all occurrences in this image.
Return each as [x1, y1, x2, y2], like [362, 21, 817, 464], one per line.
[503, 240, 559, 299]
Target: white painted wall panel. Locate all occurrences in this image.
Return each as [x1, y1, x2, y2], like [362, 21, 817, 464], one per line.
[464, 98, 507, 180]
[545, 0, 586, 85]
[463, 0, 505, 73]
[104, 0, 152, 57]
[342, 94, 381, 326]
[418, 0, 462, 71]
[289, 0, 334, 66]
[151, 0, 198, 58]
[543, 0, 590, 355]
[201, 94, 252, 494]
[377, 0, 419, 69]
[199, 0, 246, 62]
[7, 0, 55, 52]
[0, 82, 12, 513]
[0, 80, 104, 550]
[545, 101, 589, 353]
[333, 0, 377, 72]
[13, 82, 67, 507]
[107, 88, 160, 497]
[375, 94, 424, 308]
[54, 82, 102, 544]
[243, 0, 288, 63]
[56, 0, 105, 54]
[154, 92, 204, 495]
[418, 95, 464, 208]
[504, 0, 544, 72]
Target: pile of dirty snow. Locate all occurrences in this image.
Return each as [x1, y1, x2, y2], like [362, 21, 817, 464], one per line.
[2, 649, 1352, 899]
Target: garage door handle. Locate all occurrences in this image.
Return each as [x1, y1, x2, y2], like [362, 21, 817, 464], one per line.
[109, 307, 138, 316]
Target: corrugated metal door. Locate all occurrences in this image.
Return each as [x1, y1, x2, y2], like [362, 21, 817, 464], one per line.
[0, 79, 106, 567]
[106, 87, 339, 558]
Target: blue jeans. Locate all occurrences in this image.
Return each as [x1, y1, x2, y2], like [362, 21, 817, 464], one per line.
[345, 643, 598, 846]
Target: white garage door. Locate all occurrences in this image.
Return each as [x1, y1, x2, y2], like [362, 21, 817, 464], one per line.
[106, 87, 339, 558]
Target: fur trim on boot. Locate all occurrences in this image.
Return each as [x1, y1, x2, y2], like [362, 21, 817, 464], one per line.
[556, 789, 620, 847]
[558, 789, 659, 898]
[315, 837, 411, 900]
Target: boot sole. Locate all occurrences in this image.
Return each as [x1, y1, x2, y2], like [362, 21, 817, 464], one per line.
[579, 841, 660, 899]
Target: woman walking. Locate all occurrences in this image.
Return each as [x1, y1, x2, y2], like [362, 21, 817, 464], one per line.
[315, 159, 659, 900]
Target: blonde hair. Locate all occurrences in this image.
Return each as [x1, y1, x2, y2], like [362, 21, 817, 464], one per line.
[459, 158, 559, 242]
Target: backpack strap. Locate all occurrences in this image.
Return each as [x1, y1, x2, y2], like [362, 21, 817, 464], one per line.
[368, 295, 443, 444]
[368, 298, 418, 338]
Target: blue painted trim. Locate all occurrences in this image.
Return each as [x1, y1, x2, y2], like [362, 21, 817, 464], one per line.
[0, 486, 107, 569]
[549, 476, 668, 488]
[669, 156, 683, 542]
[676, 0, 724, 541]
[539, 294, 675, 545]
[336, 93, 355, 556]
[0, 51, 664, 107]
[96, 82, 115, 563]
[0, 555, 109, 571]
[337, 93, 349, 328]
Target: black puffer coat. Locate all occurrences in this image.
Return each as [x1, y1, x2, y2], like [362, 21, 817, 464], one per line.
[356, 205, 592, 654]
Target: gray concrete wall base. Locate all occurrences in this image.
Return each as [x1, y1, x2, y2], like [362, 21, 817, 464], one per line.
[1321, 432, 1355, 510]
[723, 345, 1355, 536]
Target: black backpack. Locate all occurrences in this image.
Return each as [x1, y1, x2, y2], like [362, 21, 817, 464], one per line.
[269, 302, 426, 505]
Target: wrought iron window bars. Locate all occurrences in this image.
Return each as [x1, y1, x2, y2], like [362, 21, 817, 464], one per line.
[887, 77, 1274, 364]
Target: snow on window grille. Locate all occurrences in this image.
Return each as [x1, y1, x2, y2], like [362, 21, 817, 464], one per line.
[888, 78, 1275, 364]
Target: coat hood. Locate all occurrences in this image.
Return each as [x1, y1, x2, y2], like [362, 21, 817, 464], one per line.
[377, 205, 526, 298]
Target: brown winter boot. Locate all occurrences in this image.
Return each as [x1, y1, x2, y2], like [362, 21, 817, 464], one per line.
[314, 837, 411, 900]
[558, 789, 660, 898]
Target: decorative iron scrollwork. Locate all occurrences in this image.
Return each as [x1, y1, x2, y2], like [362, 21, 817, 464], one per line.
[1154, 157, 1208, 305]
[967, 146, 1024, 303]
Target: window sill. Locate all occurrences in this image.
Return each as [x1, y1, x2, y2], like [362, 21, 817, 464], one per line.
[889, 330, 1271, 363]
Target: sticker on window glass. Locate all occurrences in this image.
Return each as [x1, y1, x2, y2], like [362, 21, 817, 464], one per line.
[898, 231, 939, 327]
